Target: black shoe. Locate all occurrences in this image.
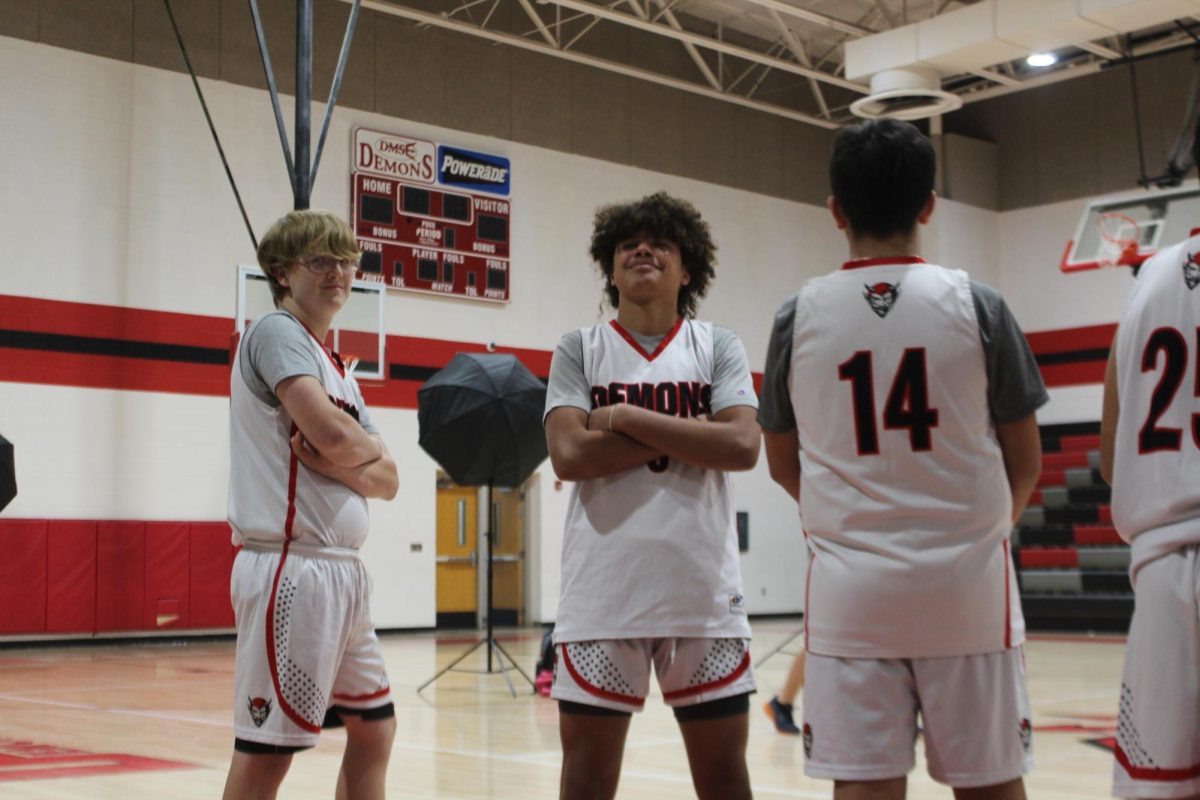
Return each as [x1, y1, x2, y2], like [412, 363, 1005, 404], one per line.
[764, 696, 800, 735]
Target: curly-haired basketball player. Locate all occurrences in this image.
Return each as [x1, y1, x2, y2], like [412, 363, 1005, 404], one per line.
[223, 210, 398, 800]
[544, 192, 760, 800]
[760, 119, 1047, 800]
[1100, 133, 1200, 800]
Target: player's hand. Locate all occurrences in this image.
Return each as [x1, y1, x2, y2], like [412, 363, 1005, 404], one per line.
[291, 430, 345, 481]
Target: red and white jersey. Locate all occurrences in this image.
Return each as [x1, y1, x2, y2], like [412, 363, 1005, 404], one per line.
[553, 319, 753, 642]
[790, 258, 1022, 658]
[1111, 234, 1200, 583]
[228, 312, 372, 550]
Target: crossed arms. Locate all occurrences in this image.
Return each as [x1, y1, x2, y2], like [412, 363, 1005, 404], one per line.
[546, 403, 761, 481]
[276, 374, 399, 500]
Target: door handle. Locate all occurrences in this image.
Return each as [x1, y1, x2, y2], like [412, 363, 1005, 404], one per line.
[436, 553, 478, 565]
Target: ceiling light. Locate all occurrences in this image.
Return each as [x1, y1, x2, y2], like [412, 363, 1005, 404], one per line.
[1026, 52, 1058, 68]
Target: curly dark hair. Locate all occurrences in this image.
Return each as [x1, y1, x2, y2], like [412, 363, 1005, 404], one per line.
[588, 192, 717, 319]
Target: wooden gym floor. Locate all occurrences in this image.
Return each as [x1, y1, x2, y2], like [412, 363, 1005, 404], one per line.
[0, 618, 1123, 798]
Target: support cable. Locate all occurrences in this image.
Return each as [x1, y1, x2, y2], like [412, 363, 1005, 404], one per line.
[163, 0, 257, 249]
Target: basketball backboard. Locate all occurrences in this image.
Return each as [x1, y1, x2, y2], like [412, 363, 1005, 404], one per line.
[235, 265, 386, 380]
[1062, 184, 1200, 273]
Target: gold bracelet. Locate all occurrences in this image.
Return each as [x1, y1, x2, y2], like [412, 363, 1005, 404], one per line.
[608, 404, 618, 432]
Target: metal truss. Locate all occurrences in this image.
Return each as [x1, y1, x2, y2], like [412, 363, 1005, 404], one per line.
[345, 0, 1200, 129]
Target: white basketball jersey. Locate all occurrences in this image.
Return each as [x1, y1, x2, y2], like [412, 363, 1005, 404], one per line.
[790, 258, 1022, 658]
[1112, 235, 1200, 583]
[555, 319, 751, 642]
[228, 313, 371, 549]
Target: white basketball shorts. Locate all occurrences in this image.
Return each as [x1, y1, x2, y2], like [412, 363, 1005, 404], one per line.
[231, 542, 391, 749]
[1113, 544, 1200, 799]
[803, 648, 1033, 788]
[552, 638, 756, 712]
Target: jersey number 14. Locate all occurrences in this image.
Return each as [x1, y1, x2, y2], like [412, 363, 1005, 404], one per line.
[839, 348, 939, 454]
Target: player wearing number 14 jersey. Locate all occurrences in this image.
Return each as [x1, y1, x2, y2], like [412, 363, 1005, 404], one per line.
[760, 120, 1047, 800]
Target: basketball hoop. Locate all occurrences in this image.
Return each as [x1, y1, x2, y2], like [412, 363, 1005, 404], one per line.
[1096, 212, 1142, 268]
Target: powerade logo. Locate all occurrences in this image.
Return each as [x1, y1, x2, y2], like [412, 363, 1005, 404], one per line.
[437, 146, 511, 196]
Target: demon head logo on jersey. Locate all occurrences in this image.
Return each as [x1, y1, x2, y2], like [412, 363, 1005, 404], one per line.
[864, 282, 901, 318]
[248, 697, 272, 728]
[802, 723, 814, 758]
[1184, 252, 1200, 290]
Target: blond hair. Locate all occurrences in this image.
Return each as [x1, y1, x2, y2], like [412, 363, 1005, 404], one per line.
[256, 210, 361, 306]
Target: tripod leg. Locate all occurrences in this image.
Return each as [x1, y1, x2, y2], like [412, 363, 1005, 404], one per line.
[487, 639, 518, 698]
[491, 639, 535, 688]
[754, 626, 805, 669]
[417, 639, 489, 693]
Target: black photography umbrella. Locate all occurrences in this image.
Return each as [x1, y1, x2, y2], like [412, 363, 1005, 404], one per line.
[416, 352, 548, 697]
[0, 435, 15, 513]
[417, 352, 548, 489]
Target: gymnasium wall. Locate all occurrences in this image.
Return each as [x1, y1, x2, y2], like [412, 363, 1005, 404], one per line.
[0, 9, 1160, 636]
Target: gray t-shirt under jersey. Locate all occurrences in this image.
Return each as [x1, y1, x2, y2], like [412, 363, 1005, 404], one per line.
[241, 310, 379, 434]
[758, 281, 1048, 432]
[545, 322, 758, 417]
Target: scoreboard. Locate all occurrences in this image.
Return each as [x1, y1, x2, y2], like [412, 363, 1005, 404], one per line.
[350, 128, 512, 303]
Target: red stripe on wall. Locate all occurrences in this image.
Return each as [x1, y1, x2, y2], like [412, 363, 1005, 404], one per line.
[1026, 323, 1117, 355]
[0, 294, 766, 407]
[0, 347, 232, 396]
[0, 294, 232, 346]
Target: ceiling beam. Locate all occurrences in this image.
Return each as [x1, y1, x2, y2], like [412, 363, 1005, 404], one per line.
[537, 0, 868, 92]
[516, 0, 560, 47]
[766, 7, 830, 118]
[347, 0, 842, 128]
[736, 0, 871, 38]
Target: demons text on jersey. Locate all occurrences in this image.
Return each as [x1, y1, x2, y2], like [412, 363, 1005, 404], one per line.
[590, 381, 713, 418]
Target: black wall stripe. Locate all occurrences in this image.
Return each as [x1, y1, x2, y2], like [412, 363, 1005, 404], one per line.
[0, 330, 229, 365]
[1034, 348, 1110, 367]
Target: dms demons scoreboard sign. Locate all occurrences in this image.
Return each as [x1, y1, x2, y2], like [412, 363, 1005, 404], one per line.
[351, 128, 512, 303]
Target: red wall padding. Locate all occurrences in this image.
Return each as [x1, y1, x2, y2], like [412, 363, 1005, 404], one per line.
[0, 520, 48, 634]
[46, 521, 97, 633]
[189, 522, 236, 628]
[144, 522, 190, 630]
[96, 521, 146, 631]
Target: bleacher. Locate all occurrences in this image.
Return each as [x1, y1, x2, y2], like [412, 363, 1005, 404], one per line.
[1014, 422, 1133, 632]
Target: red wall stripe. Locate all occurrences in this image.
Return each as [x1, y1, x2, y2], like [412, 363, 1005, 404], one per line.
[3, 293, 1115, 398]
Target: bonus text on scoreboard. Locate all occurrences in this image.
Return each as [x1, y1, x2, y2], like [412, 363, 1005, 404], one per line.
[351, 128, 512, 303]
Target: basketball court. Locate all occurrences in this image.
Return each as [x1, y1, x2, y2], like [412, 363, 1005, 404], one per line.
[0, 622, 1125, 799]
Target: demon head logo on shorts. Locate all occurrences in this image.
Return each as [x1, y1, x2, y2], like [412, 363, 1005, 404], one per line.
[248, 697, 273, 728]
[864, 282, 901, 318]
[1184, 252, 1200, 290]
[1019, 717, 1032, 753]
[802, 723, 813, 758]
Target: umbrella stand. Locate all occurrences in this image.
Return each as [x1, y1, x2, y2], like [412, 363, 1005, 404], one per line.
[752, 620, 805, 669]
[417, 482, 535, 698]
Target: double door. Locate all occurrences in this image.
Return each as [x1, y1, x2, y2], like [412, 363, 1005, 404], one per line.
[434, 477, 525, 628]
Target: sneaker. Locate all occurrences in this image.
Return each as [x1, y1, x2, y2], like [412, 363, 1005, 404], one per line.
[534, 669, 553, 698]
[764, 696, 800, 735]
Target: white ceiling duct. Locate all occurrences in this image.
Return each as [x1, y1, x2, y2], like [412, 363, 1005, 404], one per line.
[844, 0, 1200, 119]
[849, 67, 964, 120]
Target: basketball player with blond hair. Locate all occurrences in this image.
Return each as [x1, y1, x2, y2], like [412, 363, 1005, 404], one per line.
[544, 192, 760, 800]
[223, 210, 398, 800]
